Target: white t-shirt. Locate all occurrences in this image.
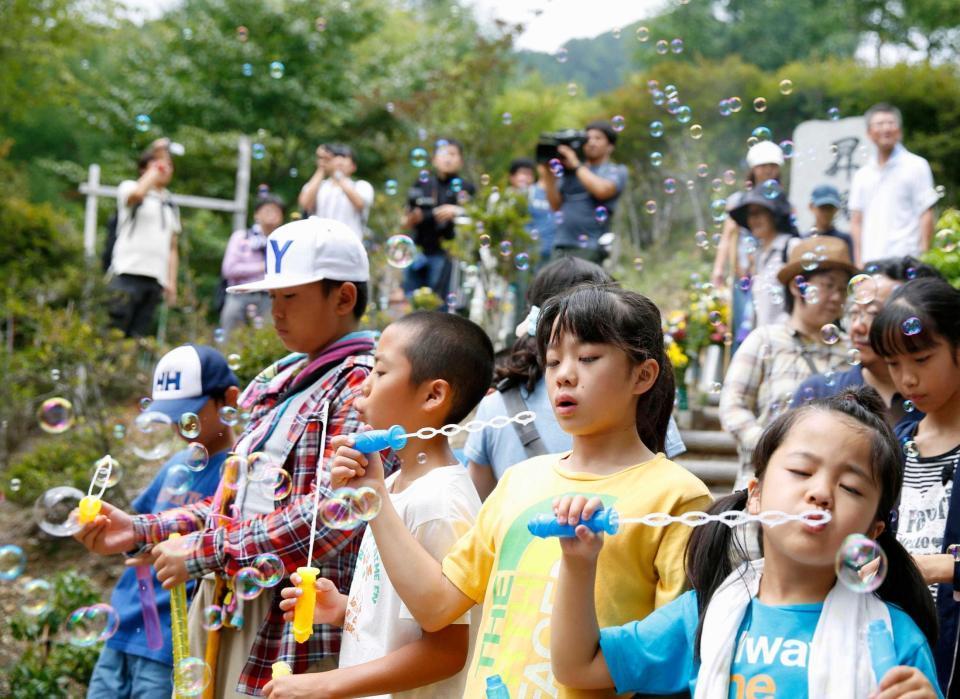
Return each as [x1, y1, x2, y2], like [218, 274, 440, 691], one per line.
[308, 178, 374, 239]
[111, 180, 181, 286]
[338, 465, 481, 698]
[848, 143, 939, 263]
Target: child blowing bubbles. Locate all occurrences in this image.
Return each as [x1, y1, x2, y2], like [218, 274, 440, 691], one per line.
[550, 387, 941, 699]
[266, 312, 493, 699]
[320, 286, 712, 698]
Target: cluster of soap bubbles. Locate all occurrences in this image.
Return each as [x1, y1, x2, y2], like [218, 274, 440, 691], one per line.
[65, 603, 121, 646]
[318, 486, 382, 531]
[231, 552, 286, 602]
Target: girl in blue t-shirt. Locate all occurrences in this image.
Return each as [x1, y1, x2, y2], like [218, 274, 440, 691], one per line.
[551, 387, 942, 698]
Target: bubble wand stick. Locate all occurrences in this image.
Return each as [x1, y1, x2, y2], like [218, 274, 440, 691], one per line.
[350, 411, 537, 453]
[168, 533, 190, 697]
[135, 565, 163, 650]
[78, 456, 115, 524]
[293, 401, 330, 644]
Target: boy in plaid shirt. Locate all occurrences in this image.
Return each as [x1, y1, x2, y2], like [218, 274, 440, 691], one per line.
[77, 218, 394, 696]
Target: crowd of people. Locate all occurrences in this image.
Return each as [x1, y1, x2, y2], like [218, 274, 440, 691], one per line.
[74, 99, 958, 699]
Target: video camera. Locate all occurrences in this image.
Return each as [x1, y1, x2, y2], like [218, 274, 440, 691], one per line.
[536, 129, 586, 165]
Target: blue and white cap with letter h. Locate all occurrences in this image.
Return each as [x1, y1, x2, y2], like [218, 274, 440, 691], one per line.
[226, 217, 370, 294]
[150, 344, 239, 421]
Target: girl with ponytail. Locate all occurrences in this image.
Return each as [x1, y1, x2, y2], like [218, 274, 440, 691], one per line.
[551, 386, 941, 698]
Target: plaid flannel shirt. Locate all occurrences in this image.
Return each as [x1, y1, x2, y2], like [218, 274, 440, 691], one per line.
[720, 323, 851, 475]
[132, 331, 396, 695]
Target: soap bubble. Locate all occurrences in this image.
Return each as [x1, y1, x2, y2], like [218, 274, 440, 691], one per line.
[803, 285, 820, 304]
[37, 397, 75, 434]
[723, 169, 737, 186]
[113, 423, 126, 441]
[34, 486, 84, 537]
[268, 61, 285, 79]
[595, 205, 609, 222]
[418, 169, 430, 183]
[650, 152, 663, 167]
[663, 178, 677, 195]
[760, 179, 780, 200]
[847, 274, 877, 305]
[901, 316, 922, 336]
[611, 115, 626, 132]
[202, 605, 223, 631]
[319, 495, 361, 530]
[385, 234, 417, 269]
[92, 455, 121, 489]
[903, 400, 915, 413]
[480, 173, 491, 186]
[835, 534, 887, 593]
[253, 553, 285, 588]
[130, 411, 175, 461]
[737, 276, 753, 292]
[348, 486, 382, 522]
[577, 234, 589, 248]
[779, 139, 795, 158]
[236, 25, 248, 41]
[655, 39, 669, 54]
[555, 47, 568, 63]
[847, 348, 862, 366]
[23, 578, 53, 615]
[671, 38, 684, 53]
[174, 657, 211, 697]
[0, 544, 26, 581]
[409, 147, 428, 168]
[801, 251, 819, 272]
[710, 199, 727, 222]
[10, 477, 21, 492]
[934, 229, 957, 252]
[635, 26, 650, 42]
[689, 124, 703, 139]
[708, 310, 722, 325]
[261, 467, 292, 500]
[501, 112, 512, 126]
[633, 257, 644, 271]
[751, 126, 772, 142]
[649, 120, 664, 138]
[252, 143, 266, 160]
[828, 106, 841, 121]
[906, 266, 917, 280]
[162, 464, 193, 497]
[135, 114, 152, 132]
[65, 603, 120, 646]
[566, 82, 578, 97]
[184, 443, 209, 472]
[499, 240, 513, 257]
[694, 230, 709, 248]
[478, 234, 491, 249]
[903, 440, 920, 458]
[753, 97, 767, 112]
[450, 177, 463, 193]
[227, 353, 242, 371]
[820, 324, 841, 344]
[217, 406, 238, 427]
[241, 63, 253, 77]
[778, 79, 794, 95]
[548, 158, 563, 176]
[675, 105, 692, 124]
[515, 253, 530, 271]
[235, 567, 265, 600]
[179, 413, 201, 439]
[384, 179, 398, 196]
[644, 200, 658, 215]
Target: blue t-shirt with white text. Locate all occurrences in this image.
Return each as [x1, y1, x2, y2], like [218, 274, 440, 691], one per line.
[104, 448, 226, 665]
[599, 590, 941, 698]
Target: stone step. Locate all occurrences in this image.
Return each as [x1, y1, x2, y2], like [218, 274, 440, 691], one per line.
[679, 429, 736, 455]
[675, 457, 738, 491]
[694, 405, 722, 431]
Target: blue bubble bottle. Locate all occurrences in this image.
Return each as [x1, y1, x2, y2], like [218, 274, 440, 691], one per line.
[485, 674, 510, 698]
[527, 508, 620, 538]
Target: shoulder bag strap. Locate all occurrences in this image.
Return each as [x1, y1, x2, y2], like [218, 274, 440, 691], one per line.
[500, 386, 548, 458]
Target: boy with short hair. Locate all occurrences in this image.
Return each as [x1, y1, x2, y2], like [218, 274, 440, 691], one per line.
[76, 218, 395, 697]
[265, 311, 494, 698]
[83, 344, 239, 698]
[805, 184, 855, 260]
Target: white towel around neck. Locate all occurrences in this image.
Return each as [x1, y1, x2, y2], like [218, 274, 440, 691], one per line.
[695, 558, 892, 699]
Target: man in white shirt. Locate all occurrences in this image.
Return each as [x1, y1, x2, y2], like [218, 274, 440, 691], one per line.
[849, 103, 939, 265]
[108, 140, 181, 337]
[298, 143, 374, 239]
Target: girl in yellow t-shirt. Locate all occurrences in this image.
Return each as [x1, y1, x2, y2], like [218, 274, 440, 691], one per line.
[326, 285, 712, 698]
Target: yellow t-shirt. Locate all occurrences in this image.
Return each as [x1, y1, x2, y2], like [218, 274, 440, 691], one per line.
[442, 452, 712, 698]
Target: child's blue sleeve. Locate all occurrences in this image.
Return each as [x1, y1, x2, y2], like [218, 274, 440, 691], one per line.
[889, 607, 944, 699]
[598, 590, 698, 695]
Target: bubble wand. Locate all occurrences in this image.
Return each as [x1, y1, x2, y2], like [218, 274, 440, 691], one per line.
[135, 565, 163, 650]
[350, 411, 537, 453]
[293, 401, 330, 644]
[78, 455, 115, 524]
[168, 533, 190, 696]
[527, 508, 832, 537]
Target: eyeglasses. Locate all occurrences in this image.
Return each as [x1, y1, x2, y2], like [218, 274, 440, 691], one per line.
[848, 307, 880, 323]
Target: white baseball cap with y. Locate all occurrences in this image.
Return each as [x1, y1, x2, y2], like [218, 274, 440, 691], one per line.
[227, 217, 369, 293]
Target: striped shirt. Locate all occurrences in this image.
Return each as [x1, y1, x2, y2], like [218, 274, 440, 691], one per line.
[903, 448, 960, 494]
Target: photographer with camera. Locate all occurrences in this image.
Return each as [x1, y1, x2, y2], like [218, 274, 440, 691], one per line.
[539, 120, 627, 264]
[298, 143, 374, 239]
[402, 138, 475, 296]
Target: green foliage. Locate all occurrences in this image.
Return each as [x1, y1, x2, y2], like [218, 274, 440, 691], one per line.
[923, 208, 960, 287]
[4, 570, 103, 698]
[219, 322, 288, 387]
[451, 185, 536, 278]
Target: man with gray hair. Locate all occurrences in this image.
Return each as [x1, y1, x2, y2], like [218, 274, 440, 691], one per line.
[849, 102, 939, 265]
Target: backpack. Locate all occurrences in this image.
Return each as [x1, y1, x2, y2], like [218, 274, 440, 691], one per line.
[101, 204, 140, 272]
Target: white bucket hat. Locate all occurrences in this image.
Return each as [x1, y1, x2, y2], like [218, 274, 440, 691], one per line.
[746, 141, 785, 169]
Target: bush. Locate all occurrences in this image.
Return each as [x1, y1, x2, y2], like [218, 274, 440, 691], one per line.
[923, 208, 960, 288]
[3, 570, 102, 698]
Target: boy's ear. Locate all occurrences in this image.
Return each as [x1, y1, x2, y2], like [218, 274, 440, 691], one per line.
[422, 378, 452, 415]
[223, 386, 240, 408]
[632, 358, 660, 396]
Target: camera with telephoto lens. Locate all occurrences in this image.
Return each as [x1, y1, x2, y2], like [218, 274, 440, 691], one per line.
[536, 129, 587, 165]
